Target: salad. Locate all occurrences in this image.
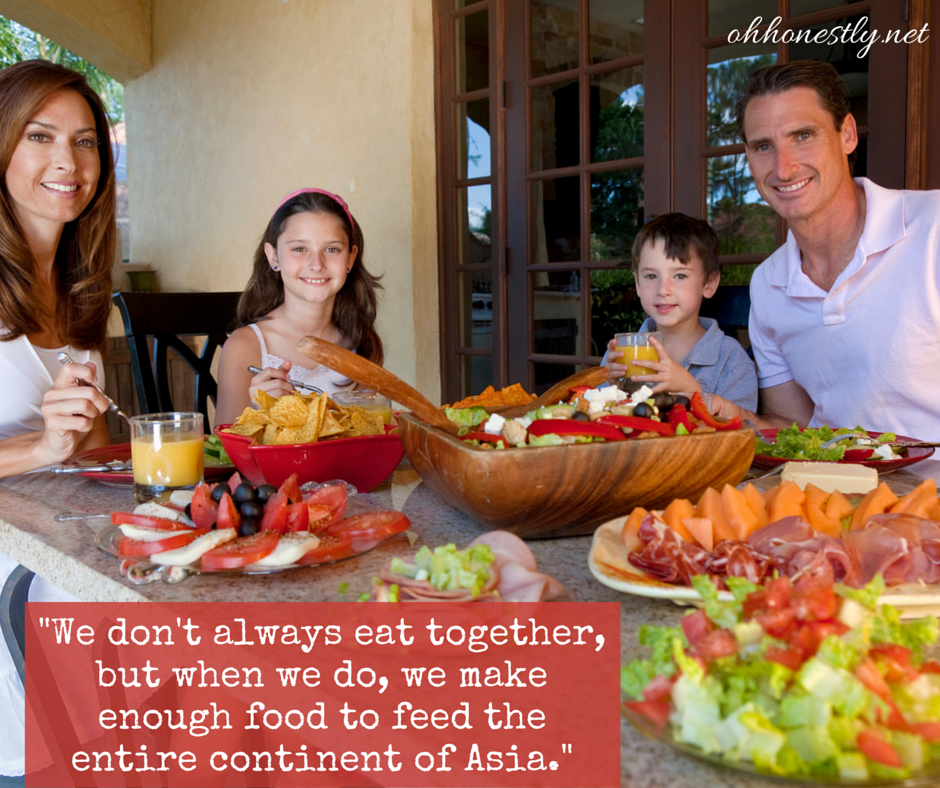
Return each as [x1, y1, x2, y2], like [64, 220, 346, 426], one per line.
[757, 425, 900, 462]
[622, 574, 940, 782]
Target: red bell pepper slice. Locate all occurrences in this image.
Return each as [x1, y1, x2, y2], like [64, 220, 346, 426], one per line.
[594, 414, 675, 436]
[666, 403, 694, 433]
[689, 391, 742, 431]
[526, 419, 625, 441]
[460, 431, 507, 448]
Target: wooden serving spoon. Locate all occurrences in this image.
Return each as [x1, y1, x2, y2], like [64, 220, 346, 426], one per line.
[296, 336, 458, 434]
[495, 366, 611, 418]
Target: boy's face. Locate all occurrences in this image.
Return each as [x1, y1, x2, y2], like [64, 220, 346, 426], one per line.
[634, 238, 719, 331]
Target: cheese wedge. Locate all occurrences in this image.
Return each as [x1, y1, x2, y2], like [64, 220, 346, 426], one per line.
[133, 502, 192, 525]
[250, 533, 321, 568]
[152, 529, 237, 565]
[119, 524, 192, 542]
[780, 462, 878, 495]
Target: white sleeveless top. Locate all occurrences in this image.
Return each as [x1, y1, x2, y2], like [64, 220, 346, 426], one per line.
[248, 324, 355, 395]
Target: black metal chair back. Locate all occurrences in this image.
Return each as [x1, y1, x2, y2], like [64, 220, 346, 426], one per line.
[112, 291, 241, 430]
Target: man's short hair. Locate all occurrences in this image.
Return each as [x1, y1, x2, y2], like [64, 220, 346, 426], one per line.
[631, 213, 720, 279]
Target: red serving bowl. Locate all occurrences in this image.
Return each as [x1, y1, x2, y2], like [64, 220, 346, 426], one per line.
[215, 425, 403, 491]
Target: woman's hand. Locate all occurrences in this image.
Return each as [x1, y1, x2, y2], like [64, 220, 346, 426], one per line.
[35, 362, 110, 465]
[629, 337, 701, 395]
[248, 361, 296, 404]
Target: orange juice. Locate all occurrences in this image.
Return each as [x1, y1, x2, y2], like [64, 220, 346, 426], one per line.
[615, 345, 660, 377]
[132, 434, 204, 486]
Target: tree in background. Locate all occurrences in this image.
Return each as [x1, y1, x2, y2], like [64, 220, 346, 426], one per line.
[0, 15, 124, 121]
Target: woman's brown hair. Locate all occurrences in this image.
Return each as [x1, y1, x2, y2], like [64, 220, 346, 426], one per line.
[0, 59, 116, 349]
[237, 191, 384, 365]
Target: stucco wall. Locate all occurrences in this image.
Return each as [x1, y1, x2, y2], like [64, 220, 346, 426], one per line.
[123, 0, 439, 399]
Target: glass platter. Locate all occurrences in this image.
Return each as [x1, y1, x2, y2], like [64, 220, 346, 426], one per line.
[752, 431, 934, 472]
[622, 704, 940, 787]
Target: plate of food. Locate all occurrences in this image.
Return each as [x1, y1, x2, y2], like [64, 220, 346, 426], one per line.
[621, 574, 940, 786]
[753, 426, 935, 471]
[589, 477, 940, 618]
[64, 436, 235, 487]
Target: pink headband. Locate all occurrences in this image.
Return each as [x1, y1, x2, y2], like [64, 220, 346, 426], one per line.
[276, 187, 355, 230]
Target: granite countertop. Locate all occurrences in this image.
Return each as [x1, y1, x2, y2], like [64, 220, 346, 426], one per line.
[2, 458, 939, 788]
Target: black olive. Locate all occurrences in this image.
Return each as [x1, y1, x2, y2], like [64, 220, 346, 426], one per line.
[233, 482, 256, 504]
[571, 411, 591, 422]
[651, 392, 675, 412]
[616, 378, 645, 395]
[239, 501, 263, 520]
[184, 503, 192, 520]
[255, 484, 278, 504]
[210, 484, 231, 503]
[673, 395, 691, 409]
[238, 518, 260, 537]
[632, 402, 655, 419]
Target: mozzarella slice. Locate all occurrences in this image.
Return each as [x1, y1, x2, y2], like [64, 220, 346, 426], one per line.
[133, 502, 193, 525]
[152, 529, 237, 565]
[250, 533, 320, 568]
[119, 524, 192, 542]
[169, 490, 195, 507]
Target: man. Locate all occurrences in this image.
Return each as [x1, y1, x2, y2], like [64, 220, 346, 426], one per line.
[718, 60, 940, 440]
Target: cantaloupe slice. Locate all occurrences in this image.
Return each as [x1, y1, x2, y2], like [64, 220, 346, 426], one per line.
[682, 517, 714, 551]
[662, 498, 695, 542]
[621, 507, 649, 553]
[741, 483, 769, 529]
[768, 480, 806, 523]
[889, 479, 938, 518]
[695, 487, 736, 543]
[824, 489, 855, 522]
[721, 484, 762, 541]
[849, 482, 899, 530]
[803, 483, 842, 537]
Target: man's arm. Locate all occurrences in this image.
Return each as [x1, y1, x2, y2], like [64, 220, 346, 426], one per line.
[709, 380, 814, 429]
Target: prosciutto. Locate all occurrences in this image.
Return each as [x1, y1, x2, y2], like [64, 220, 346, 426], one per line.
[746, 516, 855, 586]
[841, 514, 940, 586]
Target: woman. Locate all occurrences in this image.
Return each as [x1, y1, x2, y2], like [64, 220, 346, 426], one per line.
[0, 59, 116, 778]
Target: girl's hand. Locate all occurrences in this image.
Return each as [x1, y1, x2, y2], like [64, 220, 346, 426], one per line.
[35, 362, 110, 465]
[604, 338, 629, 382]
[248, 361, 296, 404]
[629, 337, 701, 395]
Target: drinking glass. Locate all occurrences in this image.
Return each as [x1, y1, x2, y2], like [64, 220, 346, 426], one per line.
[130, 412, 204, 503]
[613, 332, 662, 378]
[331, 390, 393, 425]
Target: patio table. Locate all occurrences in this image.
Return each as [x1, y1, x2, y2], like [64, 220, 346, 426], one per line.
[1, 457, 938, 788]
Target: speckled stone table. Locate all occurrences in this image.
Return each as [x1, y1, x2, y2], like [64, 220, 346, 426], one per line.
[1, 457, 939, 788]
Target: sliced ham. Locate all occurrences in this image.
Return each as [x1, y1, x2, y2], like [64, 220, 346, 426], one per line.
[842, 514, 940, 586]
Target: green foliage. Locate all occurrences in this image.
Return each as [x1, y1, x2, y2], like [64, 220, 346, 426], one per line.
[0, 16, 124, 121]
[590, 268, 647, 353]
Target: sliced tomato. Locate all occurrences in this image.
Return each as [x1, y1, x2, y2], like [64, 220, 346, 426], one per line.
[118, 529, 205, 557]
[792, 574, 838, 621]
[765, 645, 804, 672]
[259, 491, 288, 533]
[304, 484, 348, 524]
[200, 532, 279, 571]
[642, 675, 676, 702]
[285, 501, 310, 533]
[695, 629, 738, 661]
[216, 493, 241, 531]
[278, 474, 303, 504]
[307, 505, 334, 532]
[623, 699, 670, 731]
[327, 510, 410, 544]
[190, 482, 219, 529]
[911, 722, 940, 742]
[226, 471, 245, 491]
[855, 658, 891, 701]
[919, 660, 940, 674]
[756, 608, 797, 640]
[295, 534, 355, 564]
[870, 644, 912, 667]
[856, 728, 902, 768]
[110, 512, 193, 531]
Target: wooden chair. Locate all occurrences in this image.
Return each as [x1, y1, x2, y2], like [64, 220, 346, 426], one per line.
[112, 291, 241, 430]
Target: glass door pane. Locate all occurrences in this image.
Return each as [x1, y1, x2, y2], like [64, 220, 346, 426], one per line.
[530, 0, 580, 77]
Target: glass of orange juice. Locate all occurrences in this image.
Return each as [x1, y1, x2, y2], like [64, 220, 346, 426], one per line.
[613, 332, 662, 378]
[130, 412, 204, 503]
[331, 390, 393, 426]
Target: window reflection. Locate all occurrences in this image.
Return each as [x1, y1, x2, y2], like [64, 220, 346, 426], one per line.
[706, 154, 777, 256]
[531, 79, 579, 172]
[590, 268, 646, 359]
[590, 167, 644, 261]
[591, 67, 643, 162]
[460, 354, 493, 398]
[531, 176, 580, 263]
[589, 0, 644, 64]
[530, 0, 580, 78]
[456, 10, 489, 93]
[707, 0, 776, 38]
[706, 48, 775, 147]
[458, 270, 493, 349]
[457, 99, 491, 179]
[457, 184, 492, 265]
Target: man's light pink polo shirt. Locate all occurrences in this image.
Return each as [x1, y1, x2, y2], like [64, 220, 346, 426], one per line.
[749, 178, 940, 440]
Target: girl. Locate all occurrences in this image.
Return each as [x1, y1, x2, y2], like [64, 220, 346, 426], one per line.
[0, 59, 116, 777]
[215, 189, 383, 426]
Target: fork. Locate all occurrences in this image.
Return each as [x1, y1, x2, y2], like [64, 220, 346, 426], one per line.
[821, 433, 940, 450]
[56, 351, 131, 424]
[247, 366, 324, 394]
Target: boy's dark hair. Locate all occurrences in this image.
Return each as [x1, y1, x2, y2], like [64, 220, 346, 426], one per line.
[631, 213, 720, 279]
[735, 59, 856, 171]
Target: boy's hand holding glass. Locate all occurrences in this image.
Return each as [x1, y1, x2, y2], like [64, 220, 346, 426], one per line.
[626, 336, 701, 396]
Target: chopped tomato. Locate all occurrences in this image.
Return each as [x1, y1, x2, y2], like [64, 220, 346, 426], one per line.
[110, 513, 193, 531]
[756, 608, 797, 640]
[789, 620, 849, 657]
[118, 529, 205, 557]
[871, 644, 918, 682]
[764, 646, 804, 672]
[327, 510, 410, 545]
[695, 629, 738, 661]
[304, 484, 348, 525]
[190, 482, 219, 529]
[642, 675, 676, 702]
[200, 532, 279, 571]
[919, 660, 940, 674]
[763, 577, 792, 610]
[855, 658, 891, 701]
[911, 722, 940, 742]
[623, 699, 670, 731]
[285, 501, 310, 533]
[278, 474, 303, 504]
[216, 493, 241, 531]
[226, 471, 245, 491]
[307, 505, 334, 531]
[259, 491, 288, 533]
[877, 699, 913, 733]
[295, 534, 355, 564]
[856, 728, 902, 768]
[870, 644, 912, 667]
[792, 574, 839, 621]
[742, 589, 767, 619]
[680, 609, 713, 649]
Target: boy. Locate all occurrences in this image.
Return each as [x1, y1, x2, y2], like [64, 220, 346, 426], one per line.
[604, 213, 758, 410]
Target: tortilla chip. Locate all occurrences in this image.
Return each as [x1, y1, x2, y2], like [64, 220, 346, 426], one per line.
[273, 427, 302, 445]
[270, 394, 308, 428]
[317, 411, 347, 438]
[255, 390, 278, 410]
[261, 423, 280, 445]
[347, 408, 384, 436]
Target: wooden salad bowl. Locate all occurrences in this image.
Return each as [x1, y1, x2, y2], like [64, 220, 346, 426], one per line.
[398, 413, 755, 539]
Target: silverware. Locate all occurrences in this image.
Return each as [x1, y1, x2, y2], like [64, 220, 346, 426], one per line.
[54, 512, 111, 522]
[52, 461, 132, 474]
[742, 465, 785, 483]
[247, 365, 324, 394]
[56, 351, 131, 424]
[820, 432, 940, 450]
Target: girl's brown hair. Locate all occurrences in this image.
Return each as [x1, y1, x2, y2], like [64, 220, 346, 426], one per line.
[237, 191, 384, 365]
[0, 59, 116, 349]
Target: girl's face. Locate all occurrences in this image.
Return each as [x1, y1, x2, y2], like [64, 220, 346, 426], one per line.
[265, 211, 358, 307]
[5, 89, 101, 240]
